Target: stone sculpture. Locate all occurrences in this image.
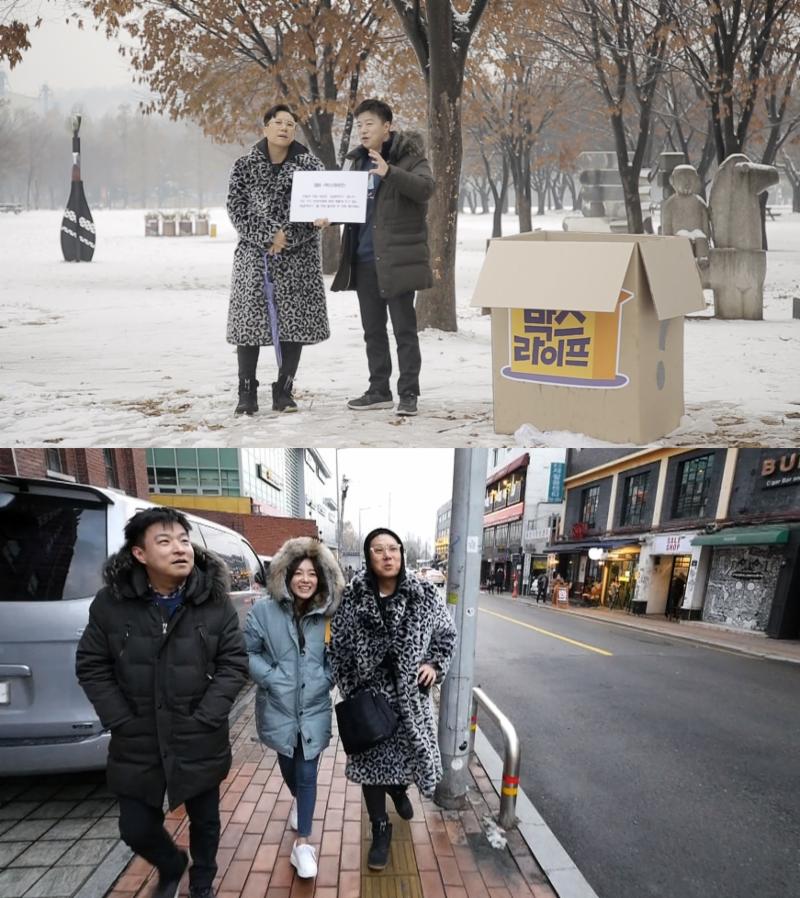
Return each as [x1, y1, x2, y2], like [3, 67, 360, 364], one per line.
[707, 154, 779, 320]
[661, 164, 711, 268]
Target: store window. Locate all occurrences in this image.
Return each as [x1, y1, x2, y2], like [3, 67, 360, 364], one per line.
[483, 527, 494, 551]
[621, 472, 649, 526]
[508, 519, 523, 548]
[674, 454, 715, 518]
[495, 524, 509, 550]
[581, 485, 600, 529]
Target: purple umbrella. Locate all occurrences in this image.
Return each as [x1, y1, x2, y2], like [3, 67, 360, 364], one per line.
[263, 252, 282, 368]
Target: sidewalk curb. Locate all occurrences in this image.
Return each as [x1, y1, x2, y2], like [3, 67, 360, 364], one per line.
[74, 842, 133, 898]
[473, 727, 600, 898]
[491, 593, 800, 666]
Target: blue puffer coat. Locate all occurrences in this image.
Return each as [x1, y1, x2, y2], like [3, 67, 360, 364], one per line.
[244, 537, 344, 760]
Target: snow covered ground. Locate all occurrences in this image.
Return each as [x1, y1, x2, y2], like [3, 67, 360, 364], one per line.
[1, 208, 798, 447]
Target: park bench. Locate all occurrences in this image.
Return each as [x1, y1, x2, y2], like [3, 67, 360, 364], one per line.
[0, 203, 22, 214]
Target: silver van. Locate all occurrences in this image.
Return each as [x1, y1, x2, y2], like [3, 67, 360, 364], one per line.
[0, 476, 266, 775]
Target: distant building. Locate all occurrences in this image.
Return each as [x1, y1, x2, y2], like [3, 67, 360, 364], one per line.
[482, 449, 567, 593]
[146, 448, 338, 552]
[434, 500, 451, 569]
[0, 448, 148, 497]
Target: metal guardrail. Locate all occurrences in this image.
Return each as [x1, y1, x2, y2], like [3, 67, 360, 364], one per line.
[468, 686, 521, 829]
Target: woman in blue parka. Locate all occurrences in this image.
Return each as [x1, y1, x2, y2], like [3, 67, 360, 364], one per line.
[244, 537, 344, 880]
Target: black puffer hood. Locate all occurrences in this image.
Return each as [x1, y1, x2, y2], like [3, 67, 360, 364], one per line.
[267, 536, 345, 617]
[363, 527, 406, 594]
[102, 543, 230, 606]
[346, 129, 427, 165]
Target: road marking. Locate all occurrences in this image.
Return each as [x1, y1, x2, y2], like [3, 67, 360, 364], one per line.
[479, 607, 614, 656]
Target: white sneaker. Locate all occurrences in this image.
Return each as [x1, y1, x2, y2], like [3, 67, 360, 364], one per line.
[290, 841, 317, 879]
[289, 798, 298, 831]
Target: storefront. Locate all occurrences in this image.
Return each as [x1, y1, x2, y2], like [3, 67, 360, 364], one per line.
[633, 531, 708, 618]
[692, 524, 800, 638]
[545, 537, 642, 607]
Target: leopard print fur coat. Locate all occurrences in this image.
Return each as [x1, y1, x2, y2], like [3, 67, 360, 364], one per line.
[329, 569, 457, 797]
[226, 139, 330, 346]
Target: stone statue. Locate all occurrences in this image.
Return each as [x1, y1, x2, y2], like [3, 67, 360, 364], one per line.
[661, 164, 711, 267]
[707, 153, 779, 319]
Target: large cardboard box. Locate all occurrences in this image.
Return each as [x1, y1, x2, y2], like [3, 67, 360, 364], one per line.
[471, 231, 705, 443]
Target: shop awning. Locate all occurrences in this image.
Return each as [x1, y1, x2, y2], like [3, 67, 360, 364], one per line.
[692, 525, 790, 547]
[544, 537, 640, 554]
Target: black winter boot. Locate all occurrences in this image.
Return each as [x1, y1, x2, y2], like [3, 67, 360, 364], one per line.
[388, 786, 414, 820]
[367, 818, 392, 871]
[235, 377, 259, 415]
[272, 375, 298, 413]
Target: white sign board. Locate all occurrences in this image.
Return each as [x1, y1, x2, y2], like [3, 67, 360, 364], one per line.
[290, 171, 368, 223]
[651, 533, 695, 555]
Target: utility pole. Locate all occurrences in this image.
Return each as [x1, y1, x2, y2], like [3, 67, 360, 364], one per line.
[435, 448, 487, 809]
[337, 474, 349, 563]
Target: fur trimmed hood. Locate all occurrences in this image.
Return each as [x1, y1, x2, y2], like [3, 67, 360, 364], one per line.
[267, 537, 345, 617]
[346, 129, 427, 164]
[102, 543, 231, 606]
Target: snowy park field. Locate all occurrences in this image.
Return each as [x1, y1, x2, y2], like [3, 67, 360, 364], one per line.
[1, 207, 798, 447]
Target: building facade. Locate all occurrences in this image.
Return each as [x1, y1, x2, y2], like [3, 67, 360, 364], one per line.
[552, 448, 800, 638]
[146, 448, 338, 551]
[434, 500, 451, 570]
[0, 448, 148, 498]
[482, 448, 566, 593]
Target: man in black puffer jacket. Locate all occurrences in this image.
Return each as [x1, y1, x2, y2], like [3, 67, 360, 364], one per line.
[332, 97, 435, 418]
[76, 508, 248, 898]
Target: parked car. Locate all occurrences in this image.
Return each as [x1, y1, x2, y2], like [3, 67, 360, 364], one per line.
[0, 475, 267, 776]
[420, 567, 446, 586]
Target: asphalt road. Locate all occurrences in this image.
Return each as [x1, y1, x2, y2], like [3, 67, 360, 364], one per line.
[473, 594, 800, 898]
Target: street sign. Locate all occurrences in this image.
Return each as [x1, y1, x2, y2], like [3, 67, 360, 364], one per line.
[548, 463, 566, 503]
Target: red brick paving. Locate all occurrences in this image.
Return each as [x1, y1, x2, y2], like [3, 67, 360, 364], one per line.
[108, 695, 557, 898]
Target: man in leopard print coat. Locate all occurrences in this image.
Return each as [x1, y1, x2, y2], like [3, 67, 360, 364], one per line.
[329, 527, 457, 870]
[226, 104, 330, 415]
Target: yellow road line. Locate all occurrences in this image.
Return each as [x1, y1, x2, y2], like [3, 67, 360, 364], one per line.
[479, 607, 614, 656]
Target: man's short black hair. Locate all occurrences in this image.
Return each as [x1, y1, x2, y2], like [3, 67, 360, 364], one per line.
[354, 98, 393, 124]
[124, 507, 192, 550]
[263, 103, 297, 126]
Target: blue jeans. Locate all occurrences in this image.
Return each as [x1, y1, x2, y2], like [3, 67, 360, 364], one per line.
[277, 739, 320, 837]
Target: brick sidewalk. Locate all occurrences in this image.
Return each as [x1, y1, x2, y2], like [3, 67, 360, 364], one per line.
[106, 691, 556, 898]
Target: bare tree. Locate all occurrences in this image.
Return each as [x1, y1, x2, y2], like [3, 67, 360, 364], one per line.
[389, 0, 492, 331]
[544, 0, 677, 233]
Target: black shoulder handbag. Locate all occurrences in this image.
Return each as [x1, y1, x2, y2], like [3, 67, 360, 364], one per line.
[335, 647, 400, 755]
[335, 687, 398, 756]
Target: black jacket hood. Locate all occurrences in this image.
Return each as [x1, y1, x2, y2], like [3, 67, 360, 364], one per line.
[255, 137, 312, 163]
[362, 526, 406, 594]
[346, 129, 427, 165]
[103, 543, 230, 606]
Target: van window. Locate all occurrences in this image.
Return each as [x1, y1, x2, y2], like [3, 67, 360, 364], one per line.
[239, 540, 264, 586]
[197, 524, 251, 592]
[0, 491, 107, 601]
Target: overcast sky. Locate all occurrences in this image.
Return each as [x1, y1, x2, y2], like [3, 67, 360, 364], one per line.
[326, 449, 456, 551]
[6, 1, 133, 96]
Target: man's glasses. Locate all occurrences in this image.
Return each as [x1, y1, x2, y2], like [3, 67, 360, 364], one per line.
[370, 545, 401, 557]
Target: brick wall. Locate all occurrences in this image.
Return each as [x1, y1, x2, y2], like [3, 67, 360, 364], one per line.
[0, 448, 149, 498]
[173, 507, 319, 555]
[0, 449, 49, 478]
